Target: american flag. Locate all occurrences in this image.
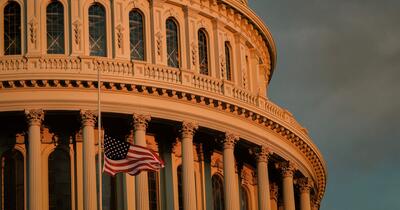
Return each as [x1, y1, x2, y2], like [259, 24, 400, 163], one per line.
[103, 135, 164, 176]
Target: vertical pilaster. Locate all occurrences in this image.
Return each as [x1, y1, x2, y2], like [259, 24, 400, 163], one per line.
[257, 146, 271, 210]
[222, 133, 240, 210]
[298, 178, 313, 210]
[25, 109, 44, 210]
[80, 110, 98, 210]
[133, 114, 151, 210]
[280, 162, 296, 210]
[180, 121, 198, 210]
[270, 183, 279, 210]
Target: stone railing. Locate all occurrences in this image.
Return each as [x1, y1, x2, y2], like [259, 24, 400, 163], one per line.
[0, 56, 302, 132]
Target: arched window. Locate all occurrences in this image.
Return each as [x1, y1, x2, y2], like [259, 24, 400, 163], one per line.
[240, 185, 251, 210]
[148, 171, 159, 210]
[166, 18, 179, 68]
[225, 42, 232, 81]
[48, 147, 71, 210]
[89, 4, 106, 56]
[46, 2, 64, 54]
[212, 174, 225, 210]
[198, 29, 209, 75]
[129, 10, 145, 60]
[3, 2, 21, 55]
[1, 149, 24, 210]
[177, 165, 183, 210]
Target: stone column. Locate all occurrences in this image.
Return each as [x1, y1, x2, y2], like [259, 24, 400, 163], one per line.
[280, 162, 296, 210]
[223, 133, 240, 210]
[180, 121, 198, 210]
[133, 114, 151, 210]
[298, 178, 313, 210]
[80, 110, 98, 210]
[270, 183, 279, 210]
[25, 109, 44, 210]
[257, 146, 271, 210]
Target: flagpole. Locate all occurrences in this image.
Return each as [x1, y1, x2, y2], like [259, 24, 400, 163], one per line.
[97, 61, 103, 210]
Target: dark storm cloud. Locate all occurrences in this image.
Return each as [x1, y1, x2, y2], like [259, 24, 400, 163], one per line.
[249, 0, 400, 209]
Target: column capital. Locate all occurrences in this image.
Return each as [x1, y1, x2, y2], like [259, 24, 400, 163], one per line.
[25, 109, 44, 126]
[223, 133, 239, 149]
[133, 113, 151, 131]
[256, 145, 272, 163]
[181, 121, 198, 138]
[298, 177, 313, 193]
[270, 182, 279, 201]
[80, 110, 97, 127]
[279, 161, 297, 178]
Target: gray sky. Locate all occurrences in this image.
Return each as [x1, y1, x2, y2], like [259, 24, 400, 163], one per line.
[249, 0, 400, 209]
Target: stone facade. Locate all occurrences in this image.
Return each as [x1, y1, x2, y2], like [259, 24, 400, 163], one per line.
[0, 0, 326, 210]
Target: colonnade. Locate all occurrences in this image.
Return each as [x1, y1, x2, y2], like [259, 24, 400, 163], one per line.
[24, 109, 315, 210]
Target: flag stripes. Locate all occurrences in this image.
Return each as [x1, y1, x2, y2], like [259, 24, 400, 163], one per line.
[103, 136, 164, 176]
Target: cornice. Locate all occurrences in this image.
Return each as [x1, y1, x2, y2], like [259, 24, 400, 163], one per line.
[0, 77, 326, 204]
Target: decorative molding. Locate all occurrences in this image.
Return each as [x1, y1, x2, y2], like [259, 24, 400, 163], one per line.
[116, 24, 124, 49]
[132, 113, 151, 131]
[28, 18, 38, 45]
[25, 109, 44, 126]
[72, 20, 82, 47]
[156, 32, 163, 56]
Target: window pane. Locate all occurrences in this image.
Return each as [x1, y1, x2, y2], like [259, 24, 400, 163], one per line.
[166, 18, 179, 68]
[47, 2, 65, 54]
[129, 10, 145, 60]
[198, 29, 209, 75]
[2, 149, 24, 210]
[212, 175, 225, 210]
[148, 171, 159, 210]
[177, 165, 183, 210]
[4, 2, 21, 55]
[225, 42, 232, 81]
[49, 147, 71, 210]
[89, 4, 106, 56]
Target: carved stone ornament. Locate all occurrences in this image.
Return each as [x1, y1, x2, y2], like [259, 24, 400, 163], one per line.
[223, 133, 239, 149]
[80, 110, 97, 127]
[270, 182, 279, 201]
[180, 121, 198, 138]
[256, 145, 271, 163]
[25, 109, 44, 126]
[156, 32, 163, 56]
[191, 42, 197, 66]
[220, 54, 226, 78]
[116, 24, 124, 49]
[72, 20, 82, 46]
[133, 113, 151, 131]
[28, 18, 38, 45]
[298, 177, 314, 193]
[280, 161, 296, 178]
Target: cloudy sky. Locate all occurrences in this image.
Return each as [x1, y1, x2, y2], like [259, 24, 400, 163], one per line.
[249, 0, 400, 209]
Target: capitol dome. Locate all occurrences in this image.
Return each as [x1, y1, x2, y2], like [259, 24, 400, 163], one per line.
[0, 0, 326, 210]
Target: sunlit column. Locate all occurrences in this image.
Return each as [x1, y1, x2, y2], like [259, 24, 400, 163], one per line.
[80, 110, 98, 210]
[257, 146, 271, 210]
[25, 109, 44, 210]
[270, 183, 279, 210]
[181, 121, 198, 210]
[133, 113, 151, 210]
[280, 161, 296, 210]
[298, 178, 313, 210]
[223, 133, 240, 210]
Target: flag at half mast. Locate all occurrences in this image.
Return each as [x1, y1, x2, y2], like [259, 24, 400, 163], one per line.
[103, 135, 164, 176]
